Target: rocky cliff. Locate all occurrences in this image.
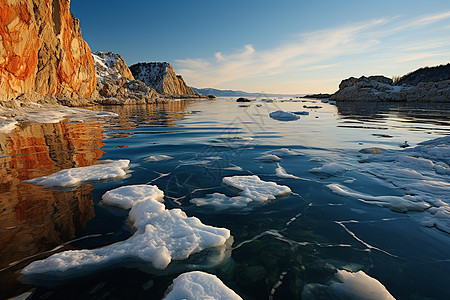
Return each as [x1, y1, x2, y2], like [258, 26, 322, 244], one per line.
[129, 62, 197, 97]
[92, 51, 158, 104]
[0, 0, 96, 103]
[330, 68, 450, 102]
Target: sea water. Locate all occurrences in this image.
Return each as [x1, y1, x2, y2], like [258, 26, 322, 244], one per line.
[0, 98, 449, 299]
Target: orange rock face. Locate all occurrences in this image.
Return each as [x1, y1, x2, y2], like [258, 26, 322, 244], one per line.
[0, 0, 96, 101]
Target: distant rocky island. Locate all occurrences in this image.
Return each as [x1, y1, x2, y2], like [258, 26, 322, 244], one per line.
[192, 88, 303, 98]
[329, 64, 450, 102]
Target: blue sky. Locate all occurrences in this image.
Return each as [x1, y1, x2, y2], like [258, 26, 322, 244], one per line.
[72, 0, 450, 93]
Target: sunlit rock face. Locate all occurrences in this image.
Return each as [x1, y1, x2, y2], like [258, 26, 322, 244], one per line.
[130, 62, 197, 97]
[92, 51, 159, 103]
[0, 120, 104, 298]
[0, 0, 96, 102]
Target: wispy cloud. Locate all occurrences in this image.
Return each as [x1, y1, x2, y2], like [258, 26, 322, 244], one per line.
[175, 10, 450, 92]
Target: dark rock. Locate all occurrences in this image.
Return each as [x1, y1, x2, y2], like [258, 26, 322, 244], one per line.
[236, 98, 251, 102]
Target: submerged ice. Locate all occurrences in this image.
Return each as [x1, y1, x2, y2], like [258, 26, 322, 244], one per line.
[22, 184, 231, 277]
[163, 271, 242, 300]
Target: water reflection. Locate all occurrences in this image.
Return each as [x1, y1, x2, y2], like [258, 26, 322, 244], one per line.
[0, 120, 104, 298]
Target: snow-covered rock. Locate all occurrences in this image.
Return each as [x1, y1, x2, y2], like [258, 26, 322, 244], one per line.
[130, 62, 196, 96]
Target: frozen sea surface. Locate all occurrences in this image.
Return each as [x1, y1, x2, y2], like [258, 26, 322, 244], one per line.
[1, 98, 449, 299]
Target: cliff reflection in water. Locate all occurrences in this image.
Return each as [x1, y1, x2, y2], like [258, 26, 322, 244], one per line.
[0, 120, 104, 298]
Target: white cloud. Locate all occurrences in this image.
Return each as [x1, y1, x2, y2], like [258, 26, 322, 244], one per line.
[175, 11, 450, 93]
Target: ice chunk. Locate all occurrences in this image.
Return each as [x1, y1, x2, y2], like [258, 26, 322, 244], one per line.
[145, 155, 173, 162]
[256, 154, 282, 162]
[302, 269, 395, 300]
[190, 193, 252, 210]
[264, 148, 303, 157]
[102, 184, 164, 209]
[163, 271, 242, 300]
[191, 175, 291, 210]
[223, 175, 291, 202]
[23, 160, 130, 187]
[22, 185, 231, 277]
[269, 110, 300, 121]
[310, 162, 347, 176]
[275, 163, 300, 179]
[327, 183, 430, 213]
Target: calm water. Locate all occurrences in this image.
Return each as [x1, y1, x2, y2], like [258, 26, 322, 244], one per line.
[1, 98, 449, 299]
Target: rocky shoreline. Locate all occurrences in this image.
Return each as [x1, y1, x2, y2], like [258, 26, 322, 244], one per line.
[330, 64, 450, 102]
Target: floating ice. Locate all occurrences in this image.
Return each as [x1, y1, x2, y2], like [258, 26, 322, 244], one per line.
[190, 193, 252, 210]
[327, 183, 430, 213]
[145, 155, 173, 162]
[302, 269, 395, 300]
[264, 148, 303, 157]
[269, 110, 300, 121]
[275, 163, 300, 179]
[23, 160, 130, 187]
[256, 154, 282, 162]
[310, 162, 347, 176]
[191, 175, 291, 210]
[163, 271, 242, 300]
[356, 136, 450, 231]
[222, 175, 291, 202]
[22, 185, 231, 277]
[102, 184, 164, 209]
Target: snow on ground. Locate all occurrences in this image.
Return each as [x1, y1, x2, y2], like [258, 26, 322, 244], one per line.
[22, 185, 231, 277]
[310, 162, 347, 176]
[145, 155, 174, 162]
[269, 110, 300, 121]
[275, 163, 300, 179]
[0, 106, 118, 133]
[302, 269, 395, 300]
[0, 118, 18, 133]
[342, 136, 450, 232]
[191, 175, 291, 210]
[24, 160, 130, 187]
[163, 271, 242, 300]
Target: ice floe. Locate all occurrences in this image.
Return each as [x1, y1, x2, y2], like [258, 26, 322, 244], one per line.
[22, 185, 231, 278]
[102, 184, 164, 209]
[23, 160, 130, 187]
[275, 163, 300, 179]
[269, 110, 300, 121]
[356, 135, 450, 232]
[0, 118, 18, 133]
[256, 154, 282, 162]
[263, 148, 303, 157]
[223, 175, 291, 202]
[327, 183, 430, 213]
[145, 155, 174, 162]
[191, 175, 291, 210]
[163, 271, 242, 300]
[302, 269, 395, 300]
[310, 162, 347, 176]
